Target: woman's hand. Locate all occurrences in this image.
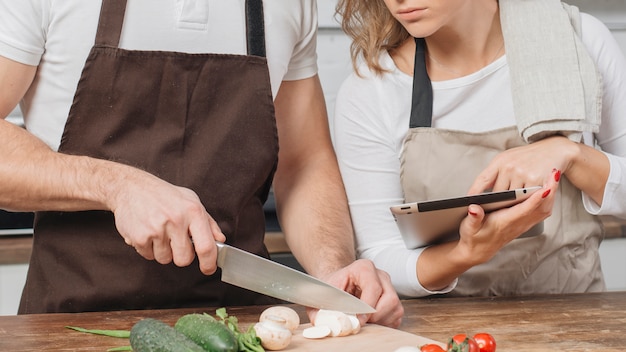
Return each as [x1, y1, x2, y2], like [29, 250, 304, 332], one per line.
[456, 168, 559, 266]
[467, 135, 575, 194]
[416, 168, 560, 291]
[469, 133, 610, 207]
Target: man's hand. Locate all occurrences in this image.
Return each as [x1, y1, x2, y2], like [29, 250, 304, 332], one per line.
[308, 259, 404, 329]
[109, 170, 225, 275]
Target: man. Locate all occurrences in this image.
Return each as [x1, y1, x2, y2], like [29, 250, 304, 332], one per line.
[0, 0, 402, 327]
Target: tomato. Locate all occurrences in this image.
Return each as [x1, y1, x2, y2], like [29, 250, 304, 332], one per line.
[420, 344, 446, 352]
[473, 333, 496, 352]
[447, 334, 479, 352]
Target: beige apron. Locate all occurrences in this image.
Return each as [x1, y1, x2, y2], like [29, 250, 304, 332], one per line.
[401, 37, 605, 296]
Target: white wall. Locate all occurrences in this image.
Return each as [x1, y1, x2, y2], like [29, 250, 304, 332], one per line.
[567, 0, 626, 51]
[0, 265, 28, 315]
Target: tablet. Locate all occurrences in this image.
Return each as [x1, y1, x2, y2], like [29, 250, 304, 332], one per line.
[390, 186, 543, 249]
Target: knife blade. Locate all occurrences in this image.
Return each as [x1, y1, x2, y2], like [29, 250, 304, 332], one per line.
[216, 242, 376, 314]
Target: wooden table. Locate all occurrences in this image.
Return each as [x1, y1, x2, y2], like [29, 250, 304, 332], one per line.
[404, 292, 626, 351]
[1, 291, 625, 351]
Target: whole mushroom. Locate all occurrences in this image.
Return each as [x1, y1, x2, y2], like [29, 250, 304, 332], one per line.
[253, 316, 292, 351]
[259, 306, 301, 332]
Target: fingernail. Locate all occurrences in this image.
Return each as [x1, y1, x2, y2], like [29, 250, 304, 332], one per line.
[468, 209, 478, 216]
[554, 169, 561, 182]
[542, 189, 551, 198]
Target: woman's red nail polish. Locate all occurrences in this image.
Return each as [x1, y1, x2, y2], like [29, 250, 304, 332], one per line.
[554, 169, 561, 182]
[542, 189, 551, 198]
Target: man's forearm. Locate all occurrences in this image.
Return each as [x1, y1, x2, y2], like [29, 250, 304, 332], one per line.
[0, 118, 133, 212]
[272, 75, 357, 278]
[273, 152, 356, 278]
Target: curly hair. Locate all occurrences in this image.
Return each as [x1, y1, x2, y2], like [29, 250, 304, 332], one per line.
[335, 0, 410, 76]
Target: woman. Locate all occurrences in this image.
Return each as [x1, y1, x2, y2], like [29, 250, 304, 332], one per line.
[333, 0, 626, 297]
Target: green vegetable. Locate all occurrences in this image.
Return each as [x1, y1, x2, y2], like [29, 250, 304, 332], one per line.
[215, 308, 264, 352]
[130, 318, 205, 352]
[174, 313, 238, 352]
[65, 325, 131, 338]
[65, 310, 264, 352]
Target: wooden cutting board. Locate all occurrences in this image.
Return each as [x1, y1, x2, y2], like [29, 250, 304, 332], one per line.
[283, 323, 445, 351]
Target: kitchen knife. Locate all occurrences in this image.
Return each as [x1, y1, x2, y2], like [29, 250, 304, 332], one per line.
[216, 242, 376, 314]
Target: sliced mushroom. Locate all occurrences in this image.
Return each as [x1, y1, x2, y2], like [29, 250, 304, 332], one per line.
[302, 325, 332, 339]
[313, 309, 353, 337]
[346, 314, 361, 335]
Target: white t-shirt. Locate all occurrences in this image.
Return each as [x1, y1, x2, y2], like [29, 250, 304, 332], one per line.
[332, 13, 626, 297]
[0, 0, 318, 150]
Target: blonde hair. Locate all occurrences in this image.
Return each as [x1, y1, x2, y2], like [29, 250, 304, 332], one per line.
[335, 0, 410, 75]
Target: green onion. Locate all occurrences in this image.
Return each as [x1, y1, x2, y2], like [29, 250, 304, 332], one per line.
[65, 325, 131, 338]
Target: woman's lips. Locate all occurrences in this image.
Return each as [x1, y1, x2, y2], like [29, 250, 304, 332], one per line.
[397, 7, 426, 21]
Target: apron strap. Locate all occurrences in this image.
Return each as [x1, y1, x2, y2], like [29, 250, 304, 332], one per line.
[94, 0, 266, 57]
[246, 0, 266, 57]
[95, 0, 127, 47]
[409, 37, 433, 128]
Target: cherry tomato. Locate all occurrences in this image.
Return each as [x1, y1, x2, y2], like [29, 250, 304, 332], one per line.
[473, 333, 496, 352]
[420, 344, 446, 352]
[447, 334, 479, 352]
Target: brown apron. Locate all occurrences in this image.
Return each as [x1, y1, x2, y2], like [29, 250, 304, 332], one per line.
[19, 0, 279, 314]
[400, 38, 605, 296]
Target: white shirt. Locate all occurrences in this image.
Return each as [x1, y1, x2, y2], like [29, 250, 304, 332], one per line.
[332, 13, 626, 297]
[0, 0, 318, 150]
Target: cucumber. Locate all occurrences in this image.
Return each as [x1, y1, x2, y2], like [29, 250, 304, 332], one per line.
[130, 318, 205, 352]
[175, 313, 239, 352]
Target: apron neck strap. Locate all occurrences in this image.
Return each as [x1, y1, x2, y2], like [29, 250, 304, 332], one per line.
[409, 37, 433, 128]
[94, 0, 267, 57]
[95, 0, 127, 47]
[246, 0, 266, 57]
